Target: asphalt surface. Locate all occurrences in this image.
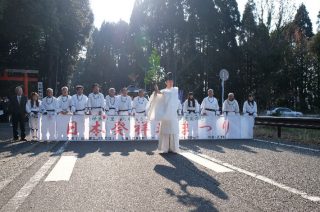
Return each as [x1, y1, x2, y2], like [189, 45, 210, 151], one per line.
[0, 123, 319, 211]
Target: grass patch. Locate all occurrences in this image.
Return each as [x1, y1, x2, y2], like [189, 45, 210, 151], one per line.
[254, 125, 320, 146]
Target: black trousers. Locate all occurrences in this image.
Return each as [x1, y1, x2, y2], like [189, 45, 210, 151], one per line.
[12, 113, 26, 139]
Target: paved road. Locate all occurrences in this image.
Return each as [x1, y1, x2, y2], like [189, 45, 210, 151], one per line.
[0, 124, 320, 211]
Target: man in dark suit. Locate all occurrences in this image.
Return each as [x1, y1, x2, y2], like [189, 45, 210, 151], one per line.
[9, 86, 28, 141]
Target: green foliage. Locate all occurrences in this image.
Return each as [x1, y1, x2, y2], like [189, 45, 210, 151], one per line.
[293, 4, 313, 38]
[144, 49, 164, 86]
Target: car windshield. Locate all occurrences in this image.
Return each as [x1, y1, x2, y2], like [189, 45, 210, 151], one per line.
[277, 108, 292, 112]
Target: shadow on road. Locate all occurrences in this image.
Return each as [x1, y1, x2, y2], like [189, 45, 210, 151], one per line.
[154, 153, 228, 211]
[63, 141, 158, 158]
[181, 139, 320, 157]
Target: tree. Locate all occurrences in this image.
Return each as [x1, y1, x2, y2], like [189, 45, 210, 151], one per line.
[0, 0, 93, 95]
[293, 4, 313, 38]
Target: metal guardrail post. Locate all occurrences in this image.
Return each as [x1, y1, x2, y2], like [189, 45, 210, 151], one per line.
[277, 126, 281, 138]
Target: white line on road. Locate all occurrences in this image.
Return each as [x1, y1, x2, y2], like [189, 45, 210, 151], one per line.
[45, 156, 77, 182]
[0, 141, 69, 212]
[254, 139, 320, 152]
[179, 152, 234, 173]
[186, 150, 320, 202]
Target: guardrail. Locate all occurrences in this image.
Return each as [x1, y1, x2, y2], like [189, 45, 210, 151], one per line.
[255, 116, 320, 138]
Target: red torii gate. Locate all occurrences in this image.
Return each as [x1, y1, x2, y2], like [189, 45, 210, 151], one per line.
[0, 69, 39, 96]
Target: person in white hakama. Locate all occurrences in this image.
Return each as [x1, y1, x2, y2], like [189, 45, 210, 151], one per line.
[71, 85, 88, 115]
[26, 92, 41, 140]
[88, 83, 105, 115]
[243, 94, 257, 117]
[40, 88, 59, 140]
[105, 88, 120, 140]
[148, 72, 180, 153]
[183, 92, 200, 139]
[132, 89, 148, 139]
[243, 94, 257, 136]
[117, 87, 132, 139]
[201, 89, 220, 116]
[222, 93, 239, 116]
[117, 87, 132, 116]
[57, 86, 72, 114]
[71, 85, 88, 140]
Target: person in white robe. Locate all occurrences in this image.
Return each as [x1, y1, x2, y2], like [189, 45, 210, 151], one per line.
[105, 88, 120, 140]
[222, 93, 240, 116]
[118, 87, 132, 116]
[57, 86, 72, 114]
[26, 92, 41, 140]
[87, 83, 105, 115]
[40, 88, 59, 140]
[71, 85, 88, 140]
[243, 93, 257, 138]
[132, 89, 148, 139]
[243, 94, 258, 117]
[148, 72, 180, 153]
[117, 87, 132, 139]
[71, 85, 88, 115]
[183, 92, 200, 139]
[201, 89, 220, 116]
[200, 89, 220, 138]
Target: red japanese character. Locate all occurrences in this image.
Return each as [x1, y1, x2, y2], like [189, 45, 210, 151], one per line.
[222, 120, 229, 135]
[90, 121, 101, 136]
[134, 124, 140, 134]
[199, 125, 212, 132]
[141, 122, 148, 137]
[67, 121, 78, 135]
[111, 120, 128, 136]
[181, 121, 189, 137]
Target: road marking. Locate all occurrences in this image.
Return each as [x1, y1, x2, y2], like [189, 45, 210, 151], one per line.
[45, 156, 77, 181]
[0, 141, 69, 212]
[186, 150, 320, 202]
[0, 142, 57, 192]
[179, 152, 234, 173]
[254, 139, 320, 152]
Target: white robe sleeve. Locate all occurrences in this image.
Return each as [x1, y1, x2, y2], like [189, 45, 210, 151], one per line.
[195, 100, 200, 113]
[26, 100, 31, 114]
[147, 92, 165, 121]
[200, 98, 205, 114]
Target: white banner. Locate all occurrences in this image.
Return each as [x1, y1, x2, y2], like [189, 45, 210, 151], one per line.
[38, 115, 254, 141]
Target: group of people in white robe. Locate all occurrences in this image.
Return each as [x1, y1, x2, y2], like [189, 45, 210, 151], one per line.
[25, 72, 257, 154]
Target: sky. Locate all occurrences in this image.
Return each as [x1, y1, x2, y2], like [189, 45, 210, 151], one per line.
[90, 0, 320, 31]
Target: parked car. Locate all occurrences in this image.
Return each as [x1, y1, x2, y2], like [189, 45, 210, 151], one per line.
[266, 107, 303, 117]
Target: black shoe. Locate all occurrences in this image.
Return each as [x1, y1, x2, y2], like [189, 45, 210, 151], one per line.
[20, 138, 27, 141]
[13, 137, 19, 141]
